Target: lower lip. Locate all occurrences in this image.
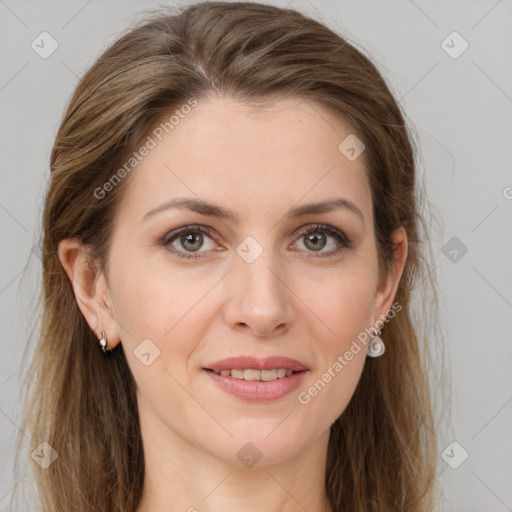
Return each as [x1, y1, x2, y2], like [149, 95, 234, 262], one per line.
[204, 369, 308, 402]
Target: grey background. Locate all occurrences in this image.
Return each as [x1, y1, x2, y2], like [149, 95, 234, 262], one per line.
[1, 0, 511, 510]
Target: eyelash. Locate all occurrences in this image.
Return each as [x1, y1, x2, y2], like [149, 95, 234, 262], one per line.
[160, 223, 353, 260]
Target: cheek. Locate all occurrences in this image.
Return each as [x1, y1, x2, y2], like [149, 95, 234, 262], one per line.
[109, 256, 219, 367]
[291, 264, 375, 428]
[296, 263, 377, 349]
[296, 285, 370, 436]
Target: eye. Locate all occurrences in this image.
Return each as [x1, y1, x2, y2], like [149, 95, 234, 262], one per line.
[160, 223, 353, 260]
[292, 223, 353, 258]
[160, 225, 218, 259]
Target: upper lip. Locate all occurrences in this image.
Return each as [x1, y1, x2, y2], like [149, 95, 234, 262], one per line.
[205, 356, 309, 372]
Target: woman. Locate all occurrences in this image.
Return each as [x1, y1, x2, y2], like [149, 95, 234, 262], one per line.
[16, 2, 443, 511]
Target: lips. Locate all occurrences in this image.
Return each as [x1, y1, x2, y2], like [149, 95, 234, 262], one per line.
[203, 356, 309, 401]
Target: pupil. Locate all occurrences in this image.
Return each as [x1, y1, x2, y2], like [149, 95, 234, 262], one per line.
[182, 233, 202, 251]
[306, 233, 325, 251]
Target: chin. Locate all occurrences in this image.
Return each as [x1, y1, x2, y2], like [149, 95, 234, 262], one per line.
[205, 427, 317, 468]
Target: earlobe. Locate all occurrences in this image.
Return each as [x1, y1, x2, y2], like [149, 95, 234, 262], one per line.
[57, 238, 121, 348]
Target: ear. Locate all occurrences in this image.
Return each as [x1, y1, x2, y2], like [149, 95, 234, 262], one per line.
[57, 238, 121, 349]
[372, 226, 408, 325]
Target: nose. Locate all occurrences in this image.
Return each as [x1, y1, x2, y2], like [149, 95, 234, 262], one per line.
[223, 249, 294, 338]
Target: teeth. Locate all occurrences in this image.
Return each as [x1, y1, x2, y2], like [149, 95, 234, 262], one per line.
[260, 370, 278, 381]
[212, 368, 297, 381]
[244, 369, 261, 381]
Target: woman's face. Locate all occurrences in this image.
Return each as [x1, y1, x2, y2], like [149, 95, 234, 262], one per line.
[94, 95, 405, 466]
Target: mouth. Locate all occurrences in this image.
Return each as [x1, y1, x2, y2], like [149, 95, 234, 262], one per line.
[202, 356, 309, 401]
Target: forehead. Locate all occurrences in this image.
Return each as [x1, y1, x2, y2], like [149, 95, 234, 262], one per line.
[117, 95, 371, 224]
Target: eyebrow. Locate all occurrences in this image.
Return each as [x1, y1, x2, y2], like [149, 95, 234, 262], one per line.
[142, 197, 364, 224]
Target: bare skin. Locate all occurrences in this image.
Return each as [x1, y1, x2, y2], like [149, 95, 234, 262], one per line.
[59, 95, 407, 512]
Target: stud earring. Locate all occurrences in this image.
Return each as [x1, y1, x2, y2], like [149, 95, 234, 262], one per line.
[99, 331, 109, 353]
[367, 327, 385, 357]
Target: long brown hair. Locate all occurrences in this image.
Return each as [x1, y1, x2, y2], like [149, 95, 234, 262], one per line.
[13, 2, 446, 511]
